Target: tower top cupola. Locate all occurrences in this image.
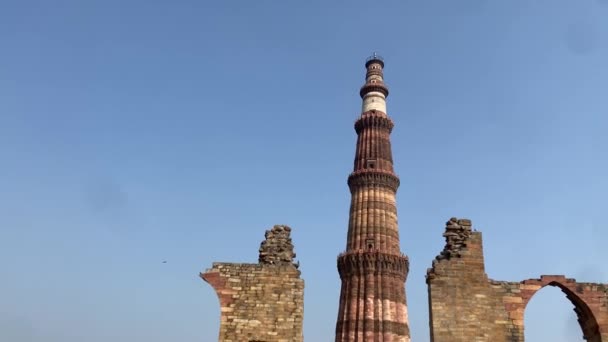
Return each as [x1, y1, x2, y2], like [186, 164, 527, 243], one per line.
[360, 52, 390, 110]
[365, 52, 385, 68]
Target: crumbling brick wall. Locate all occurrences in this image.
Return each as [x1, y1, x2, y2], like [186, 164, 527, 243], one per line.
[427, 218, 608, 342]
[201, 225, 304, 342]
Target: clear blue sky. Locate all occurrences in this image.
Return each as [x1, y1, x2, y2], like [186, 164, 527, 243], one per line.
[1, 1, 606, 341]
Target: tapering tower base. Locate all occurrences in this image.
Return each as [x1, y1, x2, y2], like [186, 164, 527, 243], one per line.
[336, 251, 410, 341]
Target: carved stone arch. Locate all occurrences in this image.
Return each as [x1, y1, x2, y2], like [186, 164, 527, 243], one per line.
[551, 282, 601, 341]
[426, 219, 608, 342]
[521, 276, 604, 342]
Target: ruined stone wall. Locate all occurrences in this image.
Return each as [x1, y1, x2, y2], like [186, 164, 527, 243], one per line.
[427, 218, 608, 342]
[201, 225, 304, 342]
[426, 218, 511, 341]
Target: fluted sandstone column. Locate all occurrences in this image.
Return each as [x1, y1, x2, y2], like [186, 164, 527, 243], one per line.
[335, 54, 410, 342]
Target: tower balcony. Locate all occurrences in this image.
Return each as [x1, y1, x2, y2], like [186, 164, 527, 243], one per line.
[360, 82, 389, 98]
[337, 249, 409, 280]
[354, 110, 394, 133]
[347, 169, 400, 192]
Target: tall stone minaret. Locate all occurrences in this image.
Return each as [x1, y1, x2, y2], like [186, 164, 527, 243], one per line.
[335, 54, 410, 342]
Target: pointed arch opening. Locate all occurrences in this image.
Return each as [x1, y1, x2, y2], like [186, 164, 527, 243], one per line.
[524, 281, 602, 342]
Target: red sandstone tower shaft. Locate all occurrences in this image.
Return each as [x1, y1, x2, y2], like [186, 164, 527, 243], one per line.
[335, 54, 410, 342]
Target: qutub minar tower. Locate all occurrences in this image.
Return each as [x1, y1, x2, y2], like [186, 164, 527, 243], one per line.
[335, 54, 410, 341]
[202, 54, 608, 342]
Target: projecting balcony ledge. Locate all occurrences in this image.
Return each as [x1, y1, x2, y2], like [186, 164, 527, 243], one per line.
[360, 82, 389, 98]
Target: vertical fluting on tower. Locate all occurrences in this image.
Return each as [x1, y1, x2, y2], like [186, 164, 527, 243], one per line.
[335, 54, 410, 342]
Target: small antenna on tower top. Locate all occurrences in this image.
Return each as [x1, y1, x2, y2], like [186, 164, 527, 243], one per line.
[365, 52, 384, 68]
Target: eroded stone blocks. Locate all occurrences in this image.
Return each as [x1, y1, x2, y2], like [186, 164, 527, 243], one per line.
[201, 225, 304, 342]
[427, 218, 608, 342]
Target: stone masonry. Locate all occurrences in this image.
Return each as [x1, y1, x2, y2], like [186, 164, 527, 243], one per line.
[335, 54, 411, 342]
[201, 225, 304, 342]
[427, 217, 608, 341]
[200, 55, 607, 341]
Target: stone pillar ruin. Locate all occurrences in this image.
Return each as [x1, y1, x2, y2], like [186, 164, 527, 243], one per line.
[201, 225, 304, 342]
